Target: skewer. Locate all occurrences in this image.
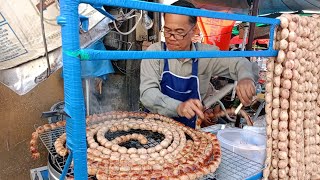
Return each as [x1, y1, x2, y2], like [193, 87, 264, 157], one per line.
[234, 103, 243, 115]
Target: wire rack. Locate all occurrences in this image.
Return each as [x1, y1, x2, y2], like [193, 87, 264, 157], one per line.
[38, 126, 65, 158]
[38, 125, 264, 180]
[106, 129, 165, 149]
[202, 147, 264, 180]
[37, 126, 74, 175]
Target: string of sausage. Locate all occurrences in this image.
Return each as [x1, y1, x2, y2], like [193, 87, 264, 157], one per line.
[31, 111, 222, 179]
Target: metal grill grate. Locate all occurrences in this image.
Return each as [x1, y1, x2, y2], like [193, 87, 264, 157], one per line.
[202, 147, 264, 180]
[38, 126, 65, 158]
[38, 126, 69, 172]
[38, 125, 264, 179]
[106, 129, 165, 149]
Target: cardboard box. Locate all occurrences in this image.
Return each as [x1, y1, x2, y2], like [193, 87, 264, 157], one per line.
[0, 0, 105, 69]
[0, 17, 112, 95]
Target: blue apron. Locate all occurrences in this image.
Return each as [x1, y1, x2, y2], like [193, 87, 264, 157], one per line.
[160, 43, 201, 128]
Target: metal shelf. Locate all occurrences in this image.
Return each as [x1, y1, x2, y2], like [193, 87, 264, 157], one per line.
[38, 126, 264, 179]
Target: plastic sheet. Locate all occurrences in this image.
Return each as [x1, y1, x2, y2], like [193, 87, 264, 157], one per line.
[80, 39, 114, 78]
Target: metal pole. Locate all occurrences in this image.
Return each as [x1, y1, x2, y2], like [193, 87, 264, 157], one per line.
[58, 0, 88, 179]
[85, 79, 90, 115]
[152, 0, 161, 42]
[253, 100, 265, 121]
[241, 23, 250, 51]
[246, 0, 260, 50]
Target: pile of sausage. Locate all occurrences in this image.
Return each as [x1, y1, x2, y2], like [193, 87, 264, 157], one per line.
[263, 14, 320, 180]
[32, 111, 222, 180]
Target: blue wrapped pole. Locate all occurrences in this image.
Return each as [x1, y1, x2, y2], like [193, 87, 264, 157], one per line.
[79, 49, 278, 60]
[77, 0, 279, 60]
[57, 0, 88, 179]
[59, 152, 73, 180]
[81, 0, 280, 25]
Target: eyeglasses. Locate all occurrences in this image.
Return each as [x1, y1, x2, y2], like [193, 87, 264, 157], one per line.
[162, 24, 196, 40]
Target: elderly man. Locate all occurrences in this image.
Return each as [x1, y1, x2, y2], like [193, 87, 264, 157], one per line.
[140, 0, 258, 128]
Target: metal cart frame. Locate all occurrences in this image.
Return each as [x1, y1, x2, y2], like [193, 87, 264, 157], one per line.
[57, 0, 279, 179]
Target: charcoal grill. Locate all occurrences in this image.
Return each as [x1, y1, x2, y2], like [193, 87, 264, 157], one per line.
[38, 117, 263, 180]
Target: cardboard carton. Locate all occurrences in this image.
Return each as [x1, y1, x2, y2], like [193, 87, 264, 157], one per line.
[0, 0, 104, 69]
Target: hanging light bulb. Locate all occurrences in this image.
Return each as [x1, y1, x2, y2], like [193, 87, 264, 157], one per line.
[141, 10, 153, 30]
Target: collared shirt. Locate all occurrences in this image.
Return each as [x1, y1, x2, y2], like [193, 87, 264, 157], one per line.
[140, 42, 259, 117]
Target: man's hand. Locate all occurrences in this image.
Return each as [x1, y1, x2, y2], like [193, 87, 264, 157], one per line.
[176, 99, 204, 119]
[236, 78, 256, 106]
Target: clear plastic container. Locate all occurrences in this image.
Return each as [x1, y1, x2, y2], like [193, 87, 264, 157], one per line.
[217, 128, 266, 164]
[243, 125, 266, 136]
[201, 124, 234, 134]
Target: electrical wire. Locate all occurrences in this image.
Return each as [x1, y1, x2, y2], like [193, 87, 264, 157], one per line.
[113, 10, 143, 35]
[117, 8, 135, 21]
[111, 40, 139, 75]
[112, 61, 140, 75]
[105, 8, 141, 74]
[104, 32, 139, 75]
[111, 43, 141, 75]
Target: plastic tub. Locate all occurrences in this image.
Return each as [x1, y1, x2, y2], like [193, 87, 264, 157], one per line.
[217, 128, 266, 164]
[201, 124, 234, 134]
[243, 125, 266, 136]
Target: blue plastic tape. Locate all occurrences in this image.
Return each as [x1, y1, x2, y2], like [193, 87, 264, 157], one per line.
[80, 0, 279, 54]
[81, 0, 280, 25]
[58, 0, 88, 179]
[81, 49, 278, 60]
[59, 151, 73, 180]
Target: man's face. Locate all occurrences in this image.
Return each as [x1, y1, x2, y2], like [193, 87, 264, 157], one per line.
[163, 14, 195, 51]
